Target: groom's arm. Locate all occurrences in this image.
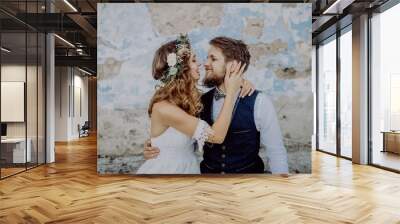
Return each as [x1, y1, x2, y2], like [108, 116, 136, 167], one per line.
[143, 139, 160, 160]
[255, 93, 289, 174]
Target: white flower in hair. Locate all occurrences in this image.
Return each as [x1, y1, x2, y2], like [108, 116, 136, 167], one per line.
[177, 47, 190, 56]
[167, 53, 177, 67]
[168, 67, 178, 76]
[157, 34, 190, 86]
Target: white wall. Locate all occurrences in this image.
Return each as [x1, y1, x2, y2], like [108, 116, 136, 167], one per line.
[55, 66, 69, 141]
[55, 67, 89, 141]
[1, 63, 46, 164]
[1, 65, 38, 138]
[1, 82, 25, 122]
[71, 72, 89, 138]
[1, 65, 26, 135]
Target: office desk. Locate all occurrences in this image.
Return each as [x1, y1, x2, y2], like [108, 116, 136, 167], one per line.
[381, 131, 400, 154]
[1, 138, 31, 163]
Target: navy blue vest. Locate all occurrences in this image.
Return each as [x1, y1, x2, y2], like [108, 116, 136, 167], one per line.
[200, 88, 261, 173]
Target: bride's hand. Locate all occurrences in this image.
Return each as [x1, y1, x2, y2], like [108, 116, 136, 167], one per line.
[224, 61, 246, 96]
[239, 79, 255, 98]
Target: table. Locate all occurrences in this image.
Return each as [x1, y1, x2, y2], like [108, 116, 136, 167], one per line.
[1, 138, 31, 163]
[381, 131, 400, 154]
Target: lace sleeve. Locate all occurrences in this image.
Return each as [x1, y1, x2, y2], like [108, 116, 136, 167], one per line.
[192, 119, 214, 154]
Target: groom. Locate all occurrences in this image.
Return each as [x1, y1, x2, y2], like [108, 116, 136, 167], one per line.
[144, 36, 289, 174]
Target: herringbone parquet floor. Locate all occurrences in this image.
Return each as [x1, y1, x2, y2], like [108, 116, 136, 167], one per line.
[0, 134, 399, 224]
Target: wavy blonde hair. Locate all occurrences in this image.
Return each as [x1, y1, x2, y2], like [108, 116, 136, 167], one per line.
[148, 40, 203, 117]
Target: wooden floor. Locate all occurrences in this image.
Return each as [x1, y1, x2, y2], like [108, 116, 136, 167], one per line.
[0, 135, 400, 223]
[1, 163, 45, 178]
[1, 167, 26, 178]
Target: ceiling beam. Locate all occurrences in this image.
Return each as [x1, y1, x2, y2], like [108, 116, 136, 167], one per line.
[55, 55, 96, 71]
[67, 13, 97, 39]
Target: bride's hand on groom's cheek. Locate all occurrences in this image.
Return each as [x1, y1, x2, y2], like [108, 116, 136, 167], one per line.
[227, 60, 253, 98]
[224, 60, 246, 95]
[239, 79, 255, 98]
[143, 139, 160, 160]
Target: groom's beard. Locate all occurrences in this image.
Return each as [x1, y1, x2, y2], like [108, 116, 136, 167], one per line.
[203, 73, 224, 88]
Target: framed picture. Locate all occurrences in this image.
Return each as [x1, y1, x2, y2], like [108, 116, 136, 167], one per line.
[98, 3, 312, 175]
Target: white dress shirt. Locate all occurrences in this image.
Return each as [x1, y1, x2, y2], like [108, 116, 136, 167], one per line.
[211, 90, 289, 174]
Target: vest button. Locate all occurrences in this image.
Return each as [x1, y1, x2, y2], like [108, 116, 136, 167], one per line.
[221, 163, 225, 168]
[221, 154, 226, 159]
[221, 171, 225, 174]
[221, 145, 226, 150]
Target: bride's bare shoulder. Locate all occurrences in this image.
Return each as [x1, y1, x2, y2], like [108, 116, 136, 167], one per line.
[152, 101, 181, 116]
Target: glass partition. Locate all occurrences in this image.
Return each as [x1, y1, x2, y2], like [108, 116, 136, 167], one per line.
[317, 35, 337, 155]
[1, 30, 28, 178]
[339, 28, 352, 158]
[371, 3, 400, 171]
[0, 1, 46, 179]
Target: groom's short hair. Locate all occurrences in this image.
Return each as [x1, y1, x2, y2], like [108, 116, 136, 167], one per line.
[209, 36, 251, 72]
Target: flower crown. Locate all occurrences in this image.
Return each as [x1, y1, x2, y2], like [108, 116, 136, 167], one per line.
[158, 34, 191, 85]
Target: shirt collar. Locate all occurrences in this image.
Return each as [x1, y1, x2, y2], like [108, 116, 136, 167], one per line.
[213, 87, 240, 102]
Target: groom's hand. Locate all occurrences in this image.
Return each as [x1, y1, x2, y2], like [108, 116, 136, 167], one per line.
[143, 139, 160, 160]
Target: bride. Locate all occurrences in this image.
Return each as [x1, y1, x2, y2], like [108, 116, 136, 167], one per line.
[136, 34, 247, 174]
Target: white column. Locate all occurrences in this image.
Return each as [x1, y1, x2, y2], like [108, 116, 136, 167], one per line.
[312, 45, 317, 150]
[45, 1, 55, 163]
[46, 32, 55, 163]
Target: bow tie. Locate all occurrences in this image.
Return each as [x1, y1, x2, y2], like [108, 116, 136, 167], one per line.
[214, 91, 226, 101]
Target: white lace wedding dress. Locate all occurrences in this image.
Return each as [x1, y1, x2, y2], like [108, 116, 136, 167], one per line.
[136, 119, 212, 174]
